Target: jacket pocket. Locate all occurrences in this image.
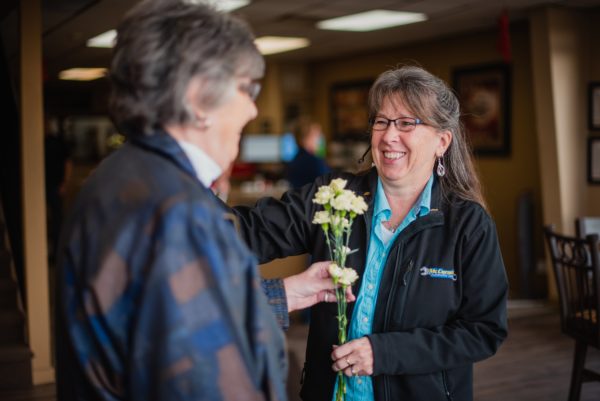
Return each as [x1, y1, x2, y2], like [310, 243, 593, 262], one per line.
[381, 371, 454, 401]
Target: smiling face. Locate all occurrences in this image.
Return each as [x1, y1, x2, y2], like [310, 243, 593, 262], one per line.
[371, 95, 452, 191]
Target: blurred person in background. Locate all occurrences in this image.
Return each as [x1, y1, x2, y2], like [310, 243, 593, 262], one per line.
[286, 117, 331, 189]
[55, 1, 348, 400]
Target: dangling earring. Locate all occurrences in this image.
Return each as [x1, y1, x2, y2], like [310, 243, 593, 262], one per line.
[436, 156, 446, 177]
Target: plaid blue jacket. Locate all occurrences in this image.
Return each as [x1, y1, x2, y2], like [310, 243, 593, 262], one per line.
[56, 130, 287, 401]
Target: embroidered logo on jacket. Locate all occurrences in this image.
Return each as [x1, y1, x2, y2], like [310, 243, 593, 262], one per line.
[419, 266, 457, 281]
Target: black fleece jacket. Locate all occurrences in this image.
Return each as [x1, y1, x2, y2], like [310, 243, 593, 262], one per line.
[233, 168, 508, 401]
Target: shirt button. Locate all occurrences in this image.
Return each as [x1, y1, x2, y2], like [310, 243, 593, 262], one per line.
[362, 317, 369, 323]
[357, 378, 363, 384]
[368, 284, 374, 290]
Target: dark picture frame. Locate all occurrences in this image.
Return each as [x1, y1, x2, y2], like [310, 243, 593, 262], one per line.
[452, 63, 511, 156]
[588, 137, 600, 184]
[330, 80, 372, 140]
[588, 82, 600, 130]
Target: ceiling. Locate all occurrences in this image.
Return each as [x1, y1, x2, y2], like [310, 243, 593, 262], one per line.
[4, 0, 600, 93]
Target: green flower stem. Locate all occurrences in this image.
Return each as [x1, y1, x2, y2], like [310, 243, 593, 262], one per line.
[344, 217, 354, 252]
[335, 284, 348, 401]
[325, 230, 333, 261]
[313, 185, 366, 401]
[337, 372, 345, 401]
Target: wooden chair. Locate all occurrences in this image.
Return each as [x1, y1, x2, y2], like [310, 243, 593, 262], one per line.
[544, 225, 600, 401]
[575, 217, 600, 239]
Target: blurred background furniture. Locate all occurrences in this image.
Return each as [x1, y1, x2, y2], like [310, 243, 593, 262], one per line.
[544, 225, 600, 401]
[576, 217, 600, 239]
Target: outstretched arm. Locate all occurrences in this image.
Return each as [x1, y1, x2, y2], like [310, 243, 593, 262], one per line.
[262, 261, 356, 330]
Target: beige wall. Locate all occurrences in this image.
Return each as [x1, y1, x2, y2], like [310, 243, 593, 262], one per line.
[529, 6, 600, 298]
[246, 61, 315, 135]
[246, 61, 284, 134]
[547, 8, 588, 233]
[305, 24, 541, 296]
[20, 0, 54, 384]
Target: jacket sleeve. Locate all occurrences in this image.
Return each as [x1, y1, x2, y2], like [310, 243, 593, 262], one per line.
[232, 176, 328, 264]
[261, 278, 290, 330]
[368, 216, 508, 375]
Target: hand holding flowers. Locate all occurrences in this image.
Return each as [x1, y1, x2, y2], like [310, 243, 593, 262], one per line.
[283, 261, 355, 312]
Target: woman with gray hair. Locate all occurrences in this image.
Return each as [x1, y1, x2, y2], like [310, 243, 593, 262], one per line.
[233, 65, 508, 401]
[55, 1, 343, 400]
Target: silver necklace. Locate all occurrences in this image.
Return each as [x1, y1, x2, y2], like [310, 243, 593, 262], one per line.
[383, 220, 399, 232]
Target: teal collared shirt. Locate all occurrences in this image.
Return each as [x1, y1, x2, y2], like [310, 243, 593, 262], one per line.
[334, 174, 434, 401]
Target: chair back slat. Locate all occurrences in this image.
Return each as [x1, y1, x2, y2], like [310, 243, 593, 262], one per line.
[544, 225, 600, 347]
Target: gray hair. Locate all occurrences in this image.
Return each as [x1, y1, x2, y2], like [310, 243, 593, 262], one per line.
[109, 0, 264, 136]
[368, 65, 486, 209]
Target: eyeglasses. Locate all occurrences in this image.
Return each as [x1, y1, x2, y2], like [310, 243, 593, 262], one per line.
[239, 80, 262, 101]
[370, 116, 425, 132]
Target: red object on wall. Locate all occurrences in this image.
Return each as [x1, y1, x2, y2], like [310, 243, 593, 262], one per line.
[231, 161, 257, 180]
[497, 9, 512, 63]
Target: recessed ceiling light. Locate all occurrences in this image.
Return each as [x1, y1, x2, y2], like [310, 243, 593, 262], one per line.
[86, 1, 251, 48]
[87, 30, 116, 48]
[59, 68, 107, 81]
[317, 10, 427, 32]
[254, 36, 310, 55]
[191, 0, 251, 12]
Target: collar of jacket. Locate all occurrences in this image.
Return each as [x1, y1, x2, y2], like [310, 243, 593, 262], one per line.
[130, 129, 234, 225]
[130, 129, 197, 180]
[358, 167, 445, 245]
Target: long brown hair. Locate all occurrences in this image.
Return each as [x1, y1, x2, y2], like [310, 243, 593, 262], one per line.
[367, 65, 487, 210]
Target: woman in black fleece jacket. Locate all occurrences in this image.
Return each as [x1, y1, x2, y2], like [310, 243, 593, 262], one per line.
[233, 65, 508, 401]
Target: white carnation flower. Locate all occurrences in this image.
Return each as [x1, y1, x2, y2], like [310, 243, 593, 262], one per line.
[328, 263, 344, 279]
[313, 185, 335, 205]
[339, 267, 359, 286]
[350, 195, 368, 215]
[330, 178, 347, 192]
[330, 215, 350, 229]
[312, 211, 331, 225]
[330, 190, 354, 211]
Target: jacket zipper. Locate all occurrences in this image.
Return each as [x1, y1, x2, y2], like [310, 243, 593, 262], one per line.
[382, 255, 414, 401]
[442, 370, 453, 401]
[402, 260, 414, 286]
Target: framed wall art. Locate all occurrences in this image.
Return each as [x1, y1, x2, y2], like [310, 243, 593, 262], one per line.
[588, 137, 600, 184]
[588, 82, 600, 130]
[452, 63, 511, 156]
[330, 80, 372, 140]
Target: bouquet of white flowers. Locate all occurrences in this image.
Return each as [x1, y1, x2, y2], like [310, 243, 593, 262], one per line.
[312, 178, 367, 401]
